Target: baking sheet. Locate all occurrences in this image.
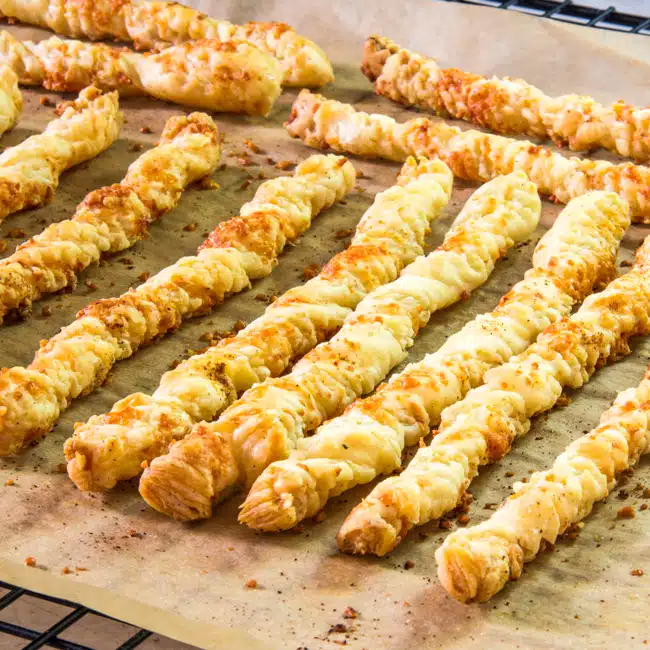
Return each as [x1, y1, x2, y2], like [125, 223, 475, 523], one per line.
[2, 1, 650, 648]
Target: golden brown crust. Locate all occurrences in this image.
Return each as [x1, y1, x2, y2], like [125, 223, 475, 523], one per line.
[0, 155, 354, 458]
[0, 85, 121, 226]
[363, 35, 650, 161]
[238, 192, 630, 535]
[0, 0, 131, 40]
[286, 90, 650, 222]
[0, 65, 21, 136]
[140, 171, 541, 522]
[0, 112, 220, 324]
[0, 31, 283, 115]
[350, 233, 650, 560]
[360, 35, 397, 82]
[138, 422, 239, 522]
[63, 159, 448, 494]
[437, 362, 650, 602]
[0, 0, 334, 87]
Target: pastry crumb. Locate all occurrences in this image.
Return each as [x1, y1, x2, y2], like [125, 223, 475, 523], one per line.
[343, 606, 358, 619]
[245, 579, 258, 589]
[198, 177, 220, 190]
[335, 228, 354, 240]
[303, 264, 320, 280]
[24, 556, 36, 567]
[183, 222, 198, 232]
[275, 160, 295, 170]
[617, 505, 636, 519]
[7, 228, 25, 238]
[243, 138, 263, 154]
[631, 568, 644, 577]
[39, 96, 54, 107]
[139, 126, 152, 134]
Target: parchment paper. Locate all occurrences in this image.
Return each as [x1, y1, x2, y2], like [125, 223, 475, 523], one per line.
[2, 2, 650, 648]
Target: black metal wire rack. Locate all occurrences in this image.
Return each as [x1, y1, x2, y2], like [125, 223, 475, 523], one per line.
[0, 1, 648, 647]
[0, 581, 152, 650]
[446, 0, 650, 33]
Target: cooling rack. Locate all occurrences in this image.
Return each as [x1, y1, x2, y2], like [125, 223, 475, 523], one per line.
[445, 0, 650, 33]
[0, 581, 153, 650]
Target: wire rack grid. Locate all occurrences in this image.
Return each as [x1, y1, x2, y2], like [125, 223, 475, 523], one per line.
[0, 581, 153, 650]
[445, 0, 650, 33]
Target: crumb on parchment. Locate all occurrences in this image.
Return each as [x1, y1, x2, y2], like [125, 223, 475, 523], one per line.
[303, 264, 320, 280]
[617, 505, 636, 519]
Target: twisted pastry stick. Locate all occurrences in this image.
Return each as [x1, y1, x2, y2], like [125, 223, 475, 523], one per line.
[0, 31, 283, 116]
[362, 35, 650, 162]
[65, 158, 453, 492]
[0, 85, 121, 225]
[286, 90, 650, 223]
[0, 0, 334, 87]
[139, 171, 541, 521]
[241, 192, 630, 533]
[0, 112, 220, 324]
[0, 64, 21, 136]
[0, 154, 355, 456]
[339, 234, 650, 559]
[436, 363, 650, 603]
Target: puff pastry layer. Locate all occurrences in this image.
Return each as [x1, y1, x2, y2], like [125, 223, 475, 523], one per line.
[0, 64, 21, 137]
[436, 361, 650, 603]
[240, 192, 629, 534]
[0, 31, 283, 116]
[0, 85, 121, 225]
[64, 158, 452, 492]
[0, 154, 354, 456]
[341, 231, 650, 559]
[0, 112, 220, 324]
[139, 171, 541, 522]
[362, 35, 650, 161]
[0, 0, 334, 87]
[286, 89, 650, 222]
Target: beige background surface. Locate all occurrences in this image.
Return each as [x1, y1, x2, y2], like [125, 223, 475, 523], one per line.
[2, 2, 650, 648]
